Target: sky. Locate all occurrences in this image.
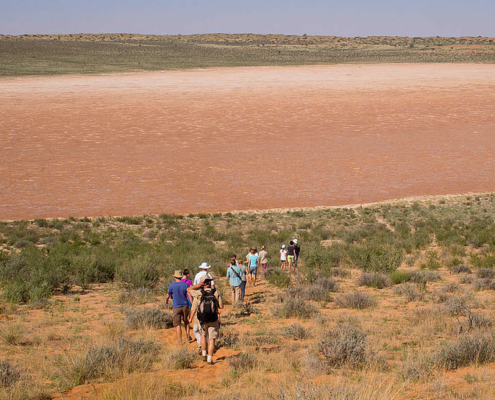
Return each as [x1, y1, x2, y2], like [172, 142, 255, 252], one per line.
[1, 0, 494, 37]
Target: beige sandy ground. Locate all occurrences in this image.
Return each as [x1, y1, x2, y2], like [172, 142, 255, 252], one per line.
[1, 64, 495, 220]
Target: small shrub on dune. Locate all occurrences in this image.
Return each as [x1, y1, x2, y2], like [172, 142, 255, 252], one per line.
[284, 324, 309, 340]
[125, 308, 173, 330]
[393, 284, 423, 302]
[435, 333, 495, 370]
[400, 351, 435, 381]
[55, 338, 160, 387]
[265, 268, 291, 288]
[331, 268, 350, 278]
[388, 270, 411, 285]
[336, 291, 376, 310]
[317, 322, 375, 369]
[163, 347, 196, 370]
[228, 353, 257, 372]
[410, 270, 441, 284]
[450, 265, 472, 274]
[476, 268, 495, 279]
[357, 273, 391, 289]
[474, 278, 495, 291]
[216, 329, 240, 349]
[272, 298, 318, 319]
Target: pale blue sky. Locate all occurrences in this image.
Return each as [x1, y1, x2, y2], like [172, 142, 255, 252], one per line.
[1, 0, 494, 37]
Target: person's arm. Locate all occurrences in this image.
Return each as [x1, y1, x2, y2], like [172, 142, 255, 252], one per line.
[189, 298, 198, 323]
[165, 293, 171, 304]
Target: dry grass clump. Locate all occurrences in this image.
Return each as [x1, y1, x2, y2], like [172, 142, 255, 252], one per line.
[0, 360, 21, 387]
[469, 313, 493, 330]
[435, 332, 495, 370]
[288, 277, 338, 303]
[474, 278, 495, 291]
[228, 353, 257, 372]
[216, 329, 240, 350]
[265, 268, 291, 288]
[0, 323, 26, 346]
[162, 347, 196, 370]
[336, 291, 376, 310]
[55, 338, 160, 387]
[117, 288, 155, 305]
[331, 268, 350, 278]
[98, 376, 197, 400]
[124, 308, 173, 330]
[392, 284, 423, 302]
[441, 296, 469, 317]
[272, 298, 319, 319]
[358, 273, 391, 289]
[400, 351, 435, 381]
[317, 322, 375, 369]
[284, 324, 309, 340]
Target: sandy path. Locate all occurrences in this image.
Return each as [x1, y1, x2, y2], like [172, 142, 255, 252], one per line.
[1, 64, 495, 220]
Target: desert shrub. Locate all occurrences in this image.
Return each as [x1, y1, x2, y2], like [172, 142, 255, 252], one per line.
[163, 347, 196, 370]
[440, 283, 460, 293]
[459, 275, 474, 284]
[272, 298, 318, 319]
[450, 265, 472, 274]
[474, 278, 495, 291]
[331, 268, 350, 278]
[229, 353, 257, 371]
[347, 243, 403, 273]
[115, 257, 160, 289]
[284, 324, 309, 340]
[476, 268, 495, 279]
[435, 333, 495, 370]
[317, 323, 374, 369]
[400, 352, 435, 381]
[243, 334, 280, 347]
[410, 270, 441, 283]
[0, 360, 21, 387]
[388, 270, 411, 285]
[393, 284, 423, 302]
[357, 273, 391, 289]
[441, 296, 468, 317]
[300, 277, 338, 302]
[231, 302, 258, 318]
[304, 244, 343, 269]
[336, 291, 376, 310]
[55, 338, 160, 387]
[265, 268, 291, 288]
[125, 308, 173, 330]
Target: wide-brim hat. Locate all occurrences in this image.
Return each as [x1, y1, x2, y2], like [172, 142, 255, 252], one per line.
[293, 239, 298, 243]
[199, 262, 211, 269]
[173, 270, 183, 279]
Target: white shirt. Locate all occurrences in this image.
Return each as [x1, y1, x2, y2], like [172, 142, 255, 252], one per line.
[280, 249, 287, 260]
[194, 270, 215, 286]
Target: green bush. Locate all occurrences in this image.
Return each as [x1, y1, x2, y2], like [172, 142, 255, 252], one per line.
[265, 268, 291, 288]
[272, 298, 318, 319]
[115, 257, 160, 289]
[389, 270, 411, 284]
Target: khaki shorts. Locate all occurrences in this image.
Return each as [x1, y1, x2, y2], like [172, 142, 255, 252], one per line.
[287, 255, 295, 262]
[172, 306, 189, 327]
[200, 320, 219, 339]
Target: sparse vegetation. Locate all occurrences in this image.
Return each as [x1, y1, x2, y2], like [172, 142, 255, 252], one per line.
[124, 308, 173, 330]
[336, 291, 376, 309]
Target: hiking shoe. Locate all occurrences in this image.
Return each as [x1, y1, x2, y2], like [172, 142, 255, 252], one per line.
[207, 360, 214, 365]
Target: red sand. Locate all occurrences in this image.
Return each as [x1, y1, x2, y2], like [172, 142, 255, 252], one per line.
[1, 64, 495, 220]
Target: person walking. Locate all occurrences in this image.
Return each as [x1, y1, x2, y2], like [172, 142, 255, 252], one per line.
[280, 244, 288, 270]
[193, 262, 215, 288]
[247, 247, 260, 287]
[287, 241, 296, 271]
[259, 246, 269, 276]
[294, 239, 301, 268]
[238, 257, 248, 302]
[165, 270, 191, 344]
[189, 276, 223, 365]
[226, 255, 243, 306]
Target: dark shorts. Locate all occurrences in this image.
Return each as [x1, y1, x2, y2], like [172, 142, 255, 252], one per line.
[249, 267, 257, 275]
[172, 306, 189, 327]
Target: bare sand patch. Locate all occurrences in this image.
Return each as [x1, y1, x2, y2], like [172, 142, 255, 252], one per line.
[1, 64, 495, 220]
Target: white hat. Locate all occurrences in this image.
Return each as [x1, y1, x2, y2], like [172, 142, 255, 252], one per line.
[282, 244, 286, 248]
[199, 262, 211, 269]
[293, 239, 298, 243]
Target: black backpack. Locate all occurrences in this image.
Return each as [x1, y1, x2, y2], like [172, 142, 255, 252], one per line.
[197, 289, 218, 323]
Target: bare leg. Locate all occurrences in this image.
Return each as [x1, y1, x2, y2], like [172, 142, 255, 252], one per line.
[208, 338, 215, 357]
[176, 325, 182, 343]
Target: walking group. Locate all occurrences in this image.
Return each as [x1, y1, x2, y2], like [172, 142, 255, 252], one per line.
[165, 240, 300, 364]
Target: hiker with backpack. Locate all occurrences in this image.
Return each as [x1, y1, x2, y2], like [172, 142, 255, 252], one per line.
[165, 270, 192, 344]
[189, 275, 223, 364]
[226, 254, 243, 306]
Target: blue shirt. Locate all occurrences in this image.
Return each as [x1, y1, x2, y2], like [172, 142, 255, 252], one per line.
[167, 281, 189, 308]
[226, 265, 243, 286]
[248, 254, 259, 267]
